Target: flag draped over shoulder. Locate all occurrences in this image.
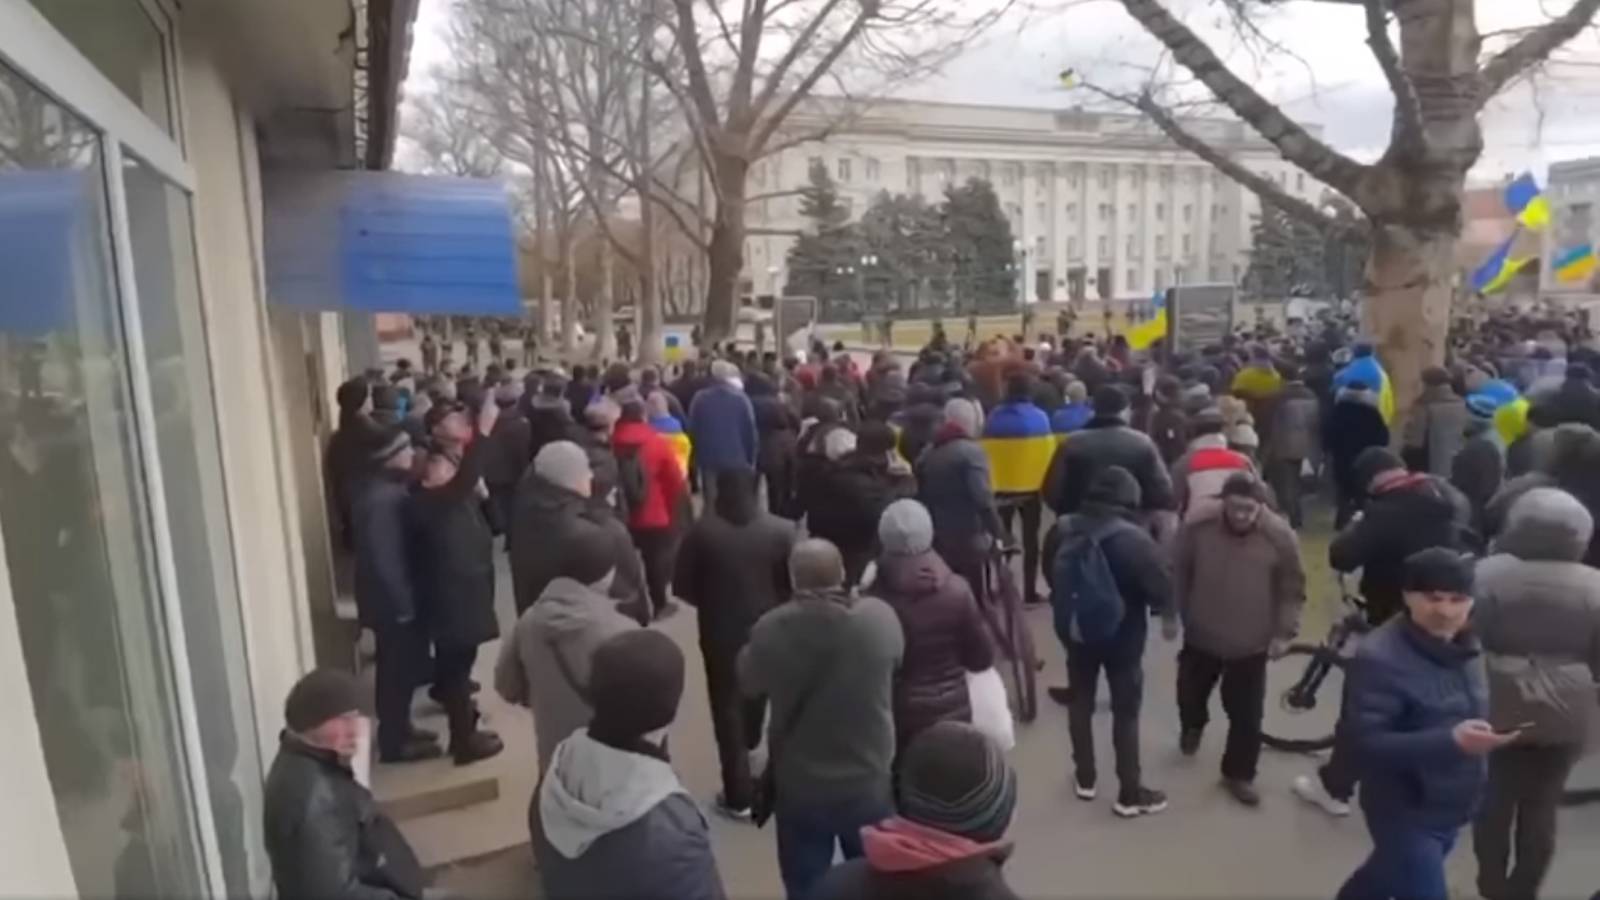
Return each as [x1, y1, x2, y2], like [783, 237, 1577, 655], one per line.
[981, 403, 1055, 494]
[1333, 354, 1396, 425]
[650, 415, 692, 475]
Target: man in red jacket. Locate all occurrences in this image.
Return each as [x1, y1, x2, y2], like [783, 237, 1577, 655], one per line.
[612, 385, 689, 620]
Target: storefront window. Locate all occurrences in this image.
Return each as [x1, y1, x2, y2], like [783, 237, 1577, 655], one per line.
[122, 152, 268, 897]
[27, 0, 173, 134]
[0, 62, 201, 897]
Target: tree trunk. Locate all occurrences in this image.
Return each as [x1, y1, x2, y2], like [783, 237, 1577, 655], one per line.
[561, 229, 578, 355]
[1362, 223, 1455, 436]
[593, 237, 617, 361]
[703, 152, 749, 343]
[638, 204, 663, 365]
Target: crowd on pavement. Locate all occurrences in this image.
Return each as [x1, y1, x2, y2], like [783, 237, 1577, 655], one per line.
[263, 308, 1600, 900]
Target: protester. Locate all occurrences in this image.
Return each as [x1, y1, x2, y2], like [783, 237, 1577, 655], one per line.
[1335, 549, 1507, 900]
[982, 375, 1055, 606]
[1452, 417, 1505, 537]
[1325, 381, 1392, 527]
[351, 428, 439, 763]
[689, 360, 758, 507]
[750, 372, 802, 516]
[1263, 366, 1321, 528]
[482, 381, 532, 541]
[534, 630, 725, 900]
[1043, 385, 1173, 518]
[1485, 422, 1600, 565]
[811, 421, 917, 585]
[917, 398, 1007, 602]
[739, 539, 905, 900]
[1470, 488, 1600, 900]
[873, 499, 995, 751]
[264, 669, 425, 899]
[326, 377, 375, 552]
[808, 722, 1022, 900]
[1173, 473, 1304, 808]
[612, 386, 689, 621]
[1536, 361, 1600, 431]
[1044, 466, 1173, 817]
[1169, 407, 1256, 525]
[1146, 376, 1189, 466]
[1402, 366, 1469, 478]
[674, 469, 798, 818]
[495, 526, 639, 772]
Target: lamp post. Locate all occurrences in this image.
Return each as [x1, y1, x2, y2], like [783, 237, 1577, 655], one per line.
[1012, 239, 1028, 311]
[834, 264, 855, 320]
[859, 253, 879, 313]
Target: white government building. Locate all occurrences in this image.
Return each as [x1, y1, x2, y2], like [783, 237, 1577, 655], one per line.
[744, 98, 1327, 305]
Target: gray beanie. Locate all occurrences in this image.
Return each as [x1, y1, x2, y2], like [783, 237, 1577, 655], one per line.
[943, 397, 983, 438]
[534, 440, 592, 495]
[879, 499, 934, 556]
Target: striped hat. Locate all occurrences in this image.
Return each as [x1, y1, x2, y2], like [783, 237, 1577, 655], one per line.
[896, 721, 1017, 843]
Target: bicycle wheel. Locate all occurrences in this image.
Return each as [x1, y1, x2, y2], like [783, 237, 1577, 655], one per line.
[1261, 644, 1345, 754]
[987, 553, 1039, 724]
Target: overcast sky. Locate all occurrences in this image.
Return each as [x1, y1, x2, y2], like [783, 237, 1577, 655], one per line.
[407, 0, 1600, 183]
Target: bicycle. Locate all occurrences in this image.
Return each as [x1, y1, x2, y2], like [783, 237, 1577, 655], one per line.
[979, 536, 1040, 725]
[1262, 574, 1370, 754]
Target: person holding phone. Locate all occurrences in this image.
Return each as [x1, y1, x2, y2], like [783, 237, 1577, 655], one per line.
[1336, 548, 1511, 900]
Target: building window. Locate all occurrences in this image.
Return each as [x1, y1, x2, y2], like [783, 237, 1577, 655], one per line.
[1155, 203, 1166, 221]
[1132, 169, 1144, 186]
[1160, 169, 1172, 186]
[1126, 235, 1136, 257]
[837, 158, 852, 182]
[1296, 172, 1305, 192]
[1154, 266, 1166, 287]
[866, 157, 881, 182]
[1127, 268, 1139, 291]
[808, 155, 824, 174]
[1098, 166, 1112, 189]
[1036, 168, 1049, 190]
[1035, 235, 1048, 257]
[1182, 234, 1192, 256]
[1175, 265, 1187, 284]
[1067, 166, 1079, 187]
[1156, 235, 1167, 256]
[1066, 202, 1078, 220]
[1002, 164, 1017, 186]
[939, 159, 955, 184]
[1036, 202, 1047, 222]
[1210, 203, 1220, 222]
[30, 0, 175, 133]
[1068, 236, 1079, 258]
[1182, 204, 1193, 223]
[1097, 235, 1109, 257]
[977, 160, 991, 180]
[1127, 203, 1137, 221]
[1098, 203, 1109, 222]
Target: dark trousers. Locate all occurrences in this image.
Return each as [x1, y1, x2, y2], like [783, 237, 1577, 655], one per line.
[1319, 705, 1360, 802]
[1337, 818, 1456, 900]
[1177, 645, 1267, 781]
[998, 492, 1042, 603]
[1265, 458, 1304, 528]
[775, 792, 892, 900]
[1066, 643, 1145, 792]
[758, 447, 796, 517]
[375, 621, 428, 756]
[433, 644, 479, 749]
[629, 526, 676, 617]
[1473, 744, 1582, 900]
[704, 649, 766, 811]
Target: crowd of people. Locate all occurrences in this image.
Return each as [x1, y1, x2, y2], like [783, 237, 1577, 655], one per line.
[263, 308, 1600, 900]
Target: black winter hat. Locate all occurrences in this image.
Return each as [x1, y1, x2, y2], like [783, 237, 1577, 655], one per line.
[1404, 547, 1475, 595]
[1085, 465, 1141, 510]
[336, 378, 369, 412]
[1352, 446, 1405, 493]
[559, 524, 619, 585]
[284, 668, 370, 733]
[897, 721, 1018, 843]
[1092, 385, 1128, 416]
[587, 630, 685, 742]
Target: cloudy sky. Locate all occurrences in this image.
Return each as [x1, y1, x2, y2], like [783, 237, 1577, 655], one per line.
[407, 0, 1600, 183]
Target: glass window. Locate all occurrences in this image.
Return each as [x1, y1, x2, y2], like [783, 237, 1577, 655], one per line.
[122, 152, 267, 897]
[1098, 204, 1109, 222]
[837, 158, 852, 183]
[1182, 234, 1192, 255]
[1067, 236, 1078, 258]
[1183, 204, 1193, 223]
[1127, 268, 1138, 291]
[1098, 167, 1111, 189]
[1156, 235, 1167, 255]
[1096, 235, 1108, 257]
[29, 0, 174, 134]
[0, 61, 201, 896]
[1127, 203, 1137, 221]
[1156, 203, 1166, 221]
[1296, 172, 1306, 191]
[807, 155, 823, 175]
[866, 157, 881, 182]
[1126, 235, 1135, 257]
[1066, 203, 1077, 220]
[1035, 202, 1046, 222]
[1034, 235, 1047, 257]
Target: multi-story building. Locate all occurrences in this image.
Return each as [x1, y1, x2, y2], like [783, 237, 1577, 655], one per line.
[741, 98, 1325, 304]
[1542, 156, 1600, 296]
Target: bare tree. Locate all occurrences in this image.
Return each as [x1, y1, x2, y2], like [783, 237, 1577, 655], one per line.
[398, 83, 506, 178]
[1104, 0, 1600, 423]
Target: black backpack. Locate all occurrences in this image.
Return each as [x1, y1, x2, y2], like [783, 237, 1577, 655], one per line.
[615, 444, 648, 517]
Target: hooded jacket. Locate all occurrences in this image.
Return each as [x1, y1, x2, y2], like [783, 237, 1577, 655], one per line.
[673, 495, 797, 659]
[1043, 497, 1173, 663]
[1169, 434, 1256, 524]
[510, 473, 647, 618]
[1325, 388, 1392, 498]
[874, 550, 995, 745]
[534, 731, 724, 900]
[808, 818, 1021, 900]
[809, 452, 917, 570]
[1402, 383, 1470, 477]
[494, 577, 640, 770]
[1330, 471, 1473, 625]
[1266, 381, 1321, 464]
[611, 419, 688, 531]
[916, 430, 1005, 551]
[1473, 488, 1600, 744]
[688, 380, 758, 472]
[1042, 417, 1174, 515]
[1175, 508, 1305, 660]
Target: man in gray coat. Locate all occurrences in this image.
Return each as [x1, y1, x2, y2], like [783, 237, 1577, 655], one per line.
[1403, 366, 1469, 478]
[915, 397, 1006, 601]
[1471, 487, 1600, 900]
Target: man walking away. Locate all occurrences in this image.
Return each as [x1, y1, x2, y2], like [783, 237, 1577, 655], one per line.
[674, 470, 798, 819]
[1045, 466, 1173, 818]
[482, 381, 531, 545]
[352, 429, 439, 763]
[1169, 407, 1255, 525]
[808, 723, 1023, 900]
[1335, 549, 1508, 900]
[534, 630, 726, 900]
[1174, 473, 1304, 807]
[1471, 488, 1600, 900]
[917, 398, 1007, 603]
[689, 360, 758, 508]
[1325, 382, 1391, 527]
[981, 375, 1056, 606]
[739, 539, 905, 900]
[1264, 366, 1321, 529]
[264, 669, 425, 899]
[612, 386, 689, 621]
[750, 372, 802, 517]
[495, 528, 639, 773]
[1403, 366, 1469, 478]
[1042, 385, 1173, 519]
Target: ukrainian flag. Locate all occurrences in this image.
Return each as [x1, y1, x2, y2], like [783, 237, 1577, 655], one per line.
[1494, 395, 1530, 447]
[981, 402, 1055, 493]
[1505, 174, 1551, 231]
[651, 414, 692, 475]
[1333, 353, 1396, 425]
[1127, 289, 1168, 351]
[1554, 244, 1597, 284]
[1471, 231, 1533, 295]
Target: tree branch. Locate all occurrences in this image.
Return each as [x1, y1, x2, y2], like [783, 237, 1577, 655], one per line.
[748, 0, 850, 124]
[750, 8, 874, 153]
[1363, 0, 1426, 152]
[1115, 0, 1368, 197]
[1477, 0, 1600, 105]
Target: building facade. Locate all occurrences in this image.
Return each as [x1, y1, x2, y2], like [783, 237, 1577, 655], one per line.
[740, 98, 1325, 304]
[1542, 156, 1600, 296]
[0, 1, 419, 896]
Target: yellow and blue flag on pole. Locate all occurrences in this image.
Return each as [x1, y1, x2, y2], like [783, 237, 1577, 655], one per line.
[650, 414, 692, 476]
[1554, 244, 1597, 284]
[1127, 290, 1168, 351]
[1471, 230, 1534, 295]
[1504, 173, 1551, 232]
[981, 402, 1056, 494]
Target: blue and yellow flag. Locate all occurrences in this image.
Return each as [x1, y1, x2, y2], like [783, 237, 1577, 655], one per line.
[1505, 174, 1551, 231]
[1127, 290, 1168, 351]
[650, 414, 692, 475]
[981, 402, 1055, 493]
[1471, 230, 1533, 295]
[1333, 353, 1396, 425]
[1555, 244, 1597, 284]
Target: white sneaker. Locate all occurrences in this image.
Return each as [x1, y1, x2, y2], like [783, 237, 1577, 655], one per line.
[1073, 776, 1097, 801]
[1292, 774, 1351, 817]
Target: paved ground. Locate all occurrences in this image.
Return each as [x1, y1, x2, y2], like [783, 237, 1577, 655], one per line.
[424, 496, 1600, 899]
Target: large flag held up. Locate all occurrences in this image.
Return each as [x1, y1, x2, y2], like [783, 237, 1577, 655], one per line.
[1504, 173, 1551, 232]
[1471, 230, 1534, 295]
[1126, 290, 1168, 351]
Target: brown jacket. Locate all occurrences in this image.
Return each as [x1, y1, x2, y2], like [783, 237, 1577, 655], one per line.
[1174, 511, 1305, 659]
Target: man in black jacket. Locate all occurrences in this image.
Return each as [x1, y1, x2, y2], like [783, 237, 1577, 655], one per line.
[352, 428, 439, 763]
[264, 669, 425, 899]
[1042, 386, 1173, 518]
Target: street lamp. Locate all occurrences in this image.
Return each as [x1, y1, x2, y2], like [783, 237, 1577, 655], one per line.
[1011, 239, 1028, 310]
[859, 253, 879, 313]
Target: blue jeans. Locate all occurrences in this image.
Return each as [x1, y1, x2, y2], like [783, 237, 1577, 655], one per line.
[775, 792, 892, 900]
[1336, 816, 1457, 900]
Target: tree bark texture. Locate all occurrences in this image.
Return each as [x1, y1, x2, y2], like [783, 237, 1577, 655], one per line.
[1363, 224, 1455, 434]
[702, 151, 750, 342]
